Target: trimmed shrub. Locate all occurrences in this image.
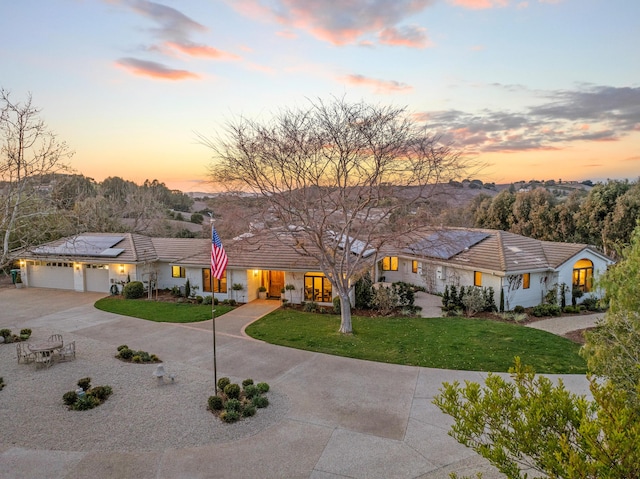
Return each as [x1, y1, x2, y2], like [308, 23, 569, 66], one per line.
[117, 344, 129, 351]
[256, 382, 270, 393]
[531, 303, 562, 317]
[88, 386, 113, 402]
[208, 395, 224, 411]
[123, 281, 144, 299]
[513, 305, 525, 314]
[73, 395, 100, 411]
[303, 301, 319, 313]
[63, 391, 78, 406]
[224, 383, 241, 399]
[217, 377, 231, 392]
[252, 395, 269, 408]
[203, 295, 212, 305]
[242, 378, 254, 388]
[243, 384, 259, 399]
[333, 296, 341, 314]
[242, 405, 257, 417]
[225, 398, 242, 412]
[220, 410, 239, 423]
[77, 377, 91, 391]
[117, 348, 133, 360]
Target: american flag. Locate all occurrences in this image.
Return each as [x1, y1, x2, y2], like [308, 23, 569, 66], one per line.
[211, 225, 228, 280]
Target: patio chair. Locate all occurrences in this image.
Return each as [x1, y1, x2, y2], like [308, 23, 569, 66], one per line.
[56, 341, 76, 362]
[16, 342, 35, 364]
[34, 350, 53, 369]
[48, 334, 63, 344]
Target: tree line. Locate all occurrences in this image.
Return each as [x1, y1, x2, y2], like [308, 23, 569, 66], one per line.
[456, 179, 640, 259]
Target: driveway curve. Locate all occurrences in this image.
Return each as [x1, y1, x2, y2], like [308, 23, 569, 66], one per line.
[0, 289, 591, 479]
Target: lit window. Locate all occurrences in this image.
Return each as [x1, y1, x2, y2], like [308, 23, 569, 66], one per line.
[573, 259, 594, 292]
[202, 269, 226, 293]
[172, 266, 186, 278]
[523, 273, 530, 289]
[412, 260, 418, 274]
[382, 257, 398, 271]
[474, 271, 482, 286]
[304, 272, 332, 302]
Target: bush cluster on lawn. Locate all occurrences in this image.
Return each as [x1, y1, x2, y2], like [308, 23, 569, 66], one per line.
[115, 344, 161, 363]
[0, 328, 32, 343]
[62, 377, 113, 411]
[123, 281, 145, 299]
[442, 285, 497, 316]
[207, 377, 270, 423]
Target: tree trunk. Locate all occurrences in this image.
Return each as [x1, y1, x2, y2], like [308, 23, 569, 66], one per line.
[338, 292, 353, 334]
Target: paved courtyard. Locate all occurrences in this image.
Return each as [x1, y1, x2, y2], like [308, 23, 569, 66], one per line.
[0, 288, 593, 478]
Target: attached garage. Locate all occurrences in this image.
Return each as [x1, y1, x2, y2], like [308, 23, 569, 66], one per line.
[85, 264, 110, 292]
[27, 261, 74, 290]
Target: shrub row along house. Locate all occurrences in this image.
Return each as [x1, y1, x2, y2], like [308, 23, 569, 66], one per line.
[13, 228, 612, 310]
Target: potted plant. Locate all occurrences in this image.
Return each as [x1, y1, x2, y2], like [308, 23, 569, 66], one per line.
[258, 286, 267, 299]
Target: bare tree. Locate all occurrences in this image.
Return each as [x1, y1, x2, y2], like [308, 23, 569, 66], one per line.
[0, 89, 74, 269]
[201, 98, 467, 333]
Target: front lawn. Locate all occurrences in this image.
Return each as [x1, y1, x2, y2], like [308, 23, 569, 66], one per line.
[95, 297, 233, 323]
[245, 310, 587, 374]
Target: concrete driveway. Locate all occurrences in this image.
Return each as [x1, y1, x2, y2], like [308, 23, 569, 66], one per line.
[0, 288, 590, 479]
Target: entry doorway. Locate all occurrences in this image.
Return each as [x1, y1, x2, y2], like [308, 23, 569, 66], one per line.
[267, 270, 285, 298]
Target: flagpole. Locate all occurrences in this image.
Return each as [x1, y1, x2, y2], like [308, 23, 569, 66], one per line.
[209, 216, 228, 397]
[212, 287, 217, 395]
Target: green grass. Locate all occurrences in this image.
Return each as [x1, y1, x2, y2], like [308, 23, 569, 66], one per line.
[245, 310, 587, 374]
[94, 297, 233, 323]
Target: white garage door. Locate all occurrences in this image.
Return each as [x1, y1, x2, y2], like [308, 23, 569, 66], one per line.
[86, 265, 110, 292]
[28, 262, 74, 290]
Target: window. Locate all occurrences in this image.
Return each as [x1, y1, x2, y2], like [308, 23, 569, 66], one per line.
[474, 271, 482, 286]
[573, 259, 594, 292]
[382, 256, 398, 271]
[523, 273, 530, 289]
[202, 269, 226, 293]
[304, 272, 332, 302]
[412, 260, 418, 274]
[172, 266, 185, 278]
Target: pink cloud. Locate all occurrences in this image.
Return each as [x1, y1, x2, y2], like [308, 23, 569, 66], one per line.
[165, 41, 240, 60]
[276, 30, 298, 39]
[623, 155, 640, 162]
[342, 74, 412, 94]
[379, 25, 432, 48]
[230, 0, 435, 47]
[449, 0, 508, 9]
[115, 58, 199, 80]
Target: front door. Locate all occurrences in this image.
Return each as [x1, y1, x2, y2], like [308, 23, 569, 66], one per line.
[269, 271, 285, 298]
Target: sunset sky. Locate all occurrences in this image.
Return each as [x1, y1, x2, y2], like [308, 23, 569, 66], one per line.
[2, 0, 639, 192]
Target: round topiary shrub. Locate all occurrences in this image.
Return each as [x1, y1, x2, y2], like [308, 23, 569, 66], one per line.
[242, 378, 254, 388]
[242, 405, 257, 417]
[225, 398, 242, 412]
[63, 391, 78, 406]
[252, 395, 269, 408]
[208, 395, 224, 411]
[220, 410, 239, 423]
[513, 305, 525, 314]
[217, 377, 230, 392]
[117, 348, 133, 360]
[224, 383, 241, 399]
[243, 384, 259, 399]
[123, 281, 144, 299]
[77, 377, 91, 391]
[256, 382, 270, 393]
[88, 385, 113, 402]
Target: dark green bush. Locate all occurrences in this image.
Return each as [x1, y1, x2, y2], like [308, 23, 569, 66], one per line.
[224, 383, 241, 399]
[63, 391, 78, 406]
[303, 301, 319, 312]
[213, 297, 219, 305]
[77, 377, 91, 391]
[333, 296, 341, 314]
[217, 377, 230, 392]
[580, 297, 600, 311]
[563, 305, 581, 314]
[20, 328, 32, 337]
[203, 295, 212, 305]
[228, 299, 237, 306]
[225, 398, 242, 412]
[531, 304, 562, 317]
[208, 395, 224, 411]
[117, 344, 129, 351]
[242, 378, 254, 388]
[244, 384, 259, 399]
[132, 355, 142, 363]
[123, 281, 144, 299]
[88, 385, 113, 401]
[513, 305, 525, 314]
[354, 272, 373, 309]
[72, 395, 100, 411]
[221, 410, 239, 423]
[242, 405, 257, 417]
[0, 329, 11, 339]
[117, 347, 133, 359]
[252, 395, 269, 408]
[256, 382, 270, 393]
